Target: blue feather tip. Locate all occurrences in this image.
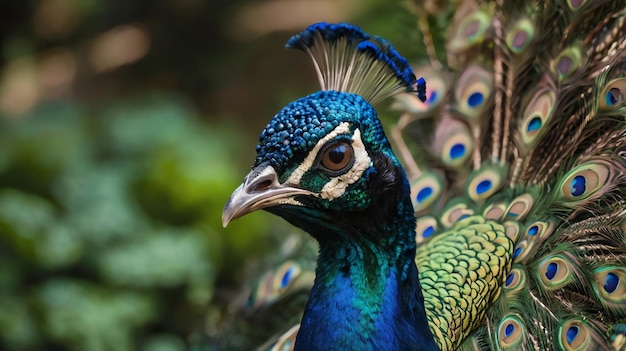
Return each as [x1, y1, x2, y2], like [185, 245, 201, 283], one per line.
[286, 22, 427, 104]
[416, 77, 427, 102]
[285, 22, 369, 49]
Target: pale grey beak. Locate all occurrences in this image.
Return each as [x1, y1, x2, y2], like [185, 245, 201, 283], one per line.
[222, 165, 314, 227]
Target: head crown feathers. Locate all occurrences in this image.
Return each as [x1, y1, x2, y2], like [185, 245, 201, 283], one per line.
[286, 22, 426, 105]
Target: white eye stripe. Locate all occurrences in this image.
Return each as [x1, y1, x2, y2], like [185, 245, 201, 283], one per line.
[319, 129, 371, 201]
[283, 123, 372, 201]
[285, 122, 351, 185]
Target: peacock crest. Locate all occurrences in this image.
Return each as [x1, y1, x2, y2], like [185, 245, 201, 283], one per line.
[286, 22, 426, 105]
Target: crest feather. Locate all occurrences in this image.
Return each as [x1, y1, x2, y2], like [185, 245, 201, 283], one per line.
[286, 22, 426, 105]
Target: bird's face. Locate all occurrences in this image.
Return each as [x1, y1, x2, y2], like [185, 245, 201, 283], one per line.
[223, 90, 404, 237]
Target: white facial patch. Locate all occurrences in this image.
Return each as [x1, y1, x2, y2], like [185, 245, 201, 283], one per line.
[277, 198, 305, 206]
[319, 129, 371, 201]
[285, 122, 352, 185]
[283, 122, 372, 202]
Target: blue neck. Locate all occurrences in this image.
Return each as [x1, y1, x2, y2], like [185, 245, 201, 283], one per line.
[294, 179, 439, 351]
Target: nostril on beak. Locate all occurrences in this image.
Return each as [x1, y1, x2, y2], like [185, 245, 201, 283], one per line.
[246, 168, 279, 193]
[254, 179, 272, 191]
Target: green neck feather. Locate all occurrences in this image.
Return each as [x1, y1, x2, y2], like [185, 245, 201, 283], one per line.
[288, 165, 438, 350]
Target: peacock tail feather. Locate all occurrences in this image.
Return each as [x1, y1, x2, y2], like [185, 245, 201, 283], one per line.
[223, 0, 626, 350]
[209, 235, 316, 350]
[394, 0, 626, 349]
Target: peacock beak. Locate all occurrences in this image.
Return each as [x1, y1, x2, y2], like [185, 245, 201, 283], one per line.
[222, 164, 314, 227]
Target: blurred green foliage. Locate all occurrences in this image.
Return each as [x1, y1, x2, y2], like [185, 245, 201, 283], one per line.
[0, 0, 420, 349]
[0, 94, 276, 351]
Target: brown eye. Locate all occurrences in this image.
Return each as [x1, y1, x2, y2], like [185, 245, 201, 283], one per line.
[321, 142, 354, 173]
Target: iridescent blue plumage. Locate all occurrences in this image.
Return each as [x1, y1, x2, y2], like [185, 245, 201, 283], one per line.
[285, 22, 426, 104]
[255, 91, 382, 173]
[285, 22, 369, 49]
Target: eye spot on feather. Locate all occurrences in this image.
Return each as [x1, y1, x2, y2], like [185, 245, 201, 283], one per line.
[566, 326, 579, 344]
[280, 266, 295, 290]
[600, 78, 626, 109]
[498, 316, 524, 347]
[455, 66, 492, 118]
[467, 167, 502, 200]
[513, 240, 535, 262]
[552, 47, 582, 81]
[506, 18, 533, 53]
[604, 272, 619, 293]
[415, 216, 438, 244]
[526, 116, 542, 134]
[559, 163, 608, 203]
[423, 225, 435, 238]
[567, 0, 586, 10]
[606, 88, 623, 106]
[465, 20, 480, 38]
[570, 175, 586, 196]
[450, 209, 472, 224]
[545, 262, 558, 280]
[504, 323, 514, 337]
[557, 56, 572, 75]
[416, 186, 434, 203]
[438, 119, 474, 166]
[410, 173, 443, 211]
[503, 267, 525, 292]
[505, 273, 515, 286]
[594, 268, 626, 302]
[560, 320, 590, 350]
[449, 11, 491, 52]
[512, 31, 527, 50]
[539, 256, 572, 289]
[273, 262, 303, 294]
[467, 92, 484, 107]
[476, 179, 492, 195]
[524, 221, 553, 241]
[520, 88, 555, 145]
[449, 143, 466, 159]
[249, 261, 305, 308]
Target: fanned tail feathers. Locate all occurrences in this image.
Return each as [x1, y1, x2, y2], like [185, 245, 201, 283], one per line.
[391, 0, 626, 350]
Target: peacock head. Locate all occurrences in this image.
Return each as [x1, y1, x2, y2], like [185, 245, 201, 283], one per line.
[222, 23, 425, 238]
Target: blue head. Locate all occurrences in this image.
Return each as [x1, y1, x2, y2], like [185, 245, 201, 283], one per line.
[223, 23, 426, 241]
[248, 90, 399, 238]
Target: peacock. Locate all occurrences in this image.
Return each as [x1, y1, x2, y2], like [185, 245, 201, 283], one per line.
[222, 0, 626, 349]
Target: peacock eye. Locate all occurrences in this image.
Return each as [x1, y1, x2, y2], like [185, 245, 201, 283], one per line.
[320, 141, 354, 173]
[606, 87, 623, 106]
